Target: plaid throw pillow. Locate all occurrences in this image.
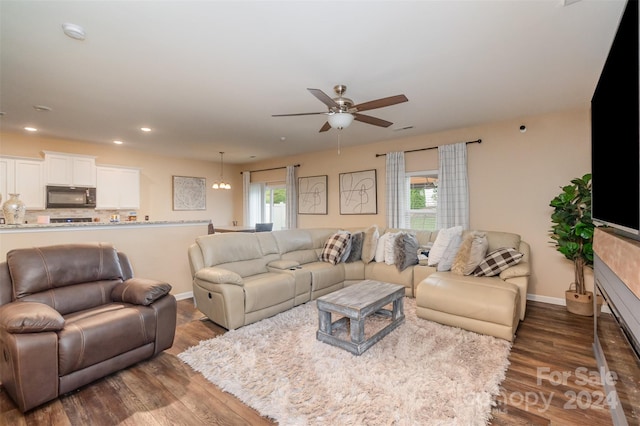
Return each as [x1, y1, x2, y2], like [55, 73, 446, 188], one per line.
[472, 247, 523, 277]
[320, 232, 351, 265]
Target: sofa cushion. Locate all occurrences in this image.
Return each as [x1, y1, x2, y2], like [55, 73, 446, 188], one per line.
[361, 225, 379, 263]
[320, 232, 351, 265]
[394, 232, 419, 272]
[486, 231, 521, 252]
[451, 231, 489, 275]
[7, 243, 124, 299]
[427, 226, 463, 266]
[473, 248, 524, 277]
[59, 303, 158, 376]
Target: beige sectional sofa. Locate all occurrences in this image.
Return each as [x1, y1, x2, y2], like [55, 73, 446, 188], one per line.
[188, 227, 530, 341]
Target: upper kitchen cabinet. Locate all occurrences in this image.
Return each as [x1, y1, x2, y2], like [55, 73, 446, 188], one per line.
[44, 152, 96, 187]
[96, 166, 140, 210]
[0, 156, 45, 209]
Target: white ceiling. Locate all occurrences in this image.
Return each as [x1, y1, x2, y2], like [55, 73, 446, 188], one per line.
[0, 0, 627, 163]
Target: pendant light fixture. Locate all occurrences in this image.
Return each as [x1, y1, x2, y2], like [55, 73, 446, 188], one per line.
[212, 152, 231, 189]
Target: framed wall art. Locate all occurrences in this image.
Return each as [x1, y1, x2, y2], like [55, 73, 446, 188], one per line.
[298, 175, 328, 214]
[172, 175, 206, 211]
[339, 169, 377, 215]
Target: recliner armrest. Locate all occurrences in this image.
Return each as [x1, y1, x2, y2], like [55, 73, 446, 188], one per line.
[499, 261, 531, 280]
[111, 278, 172, 306]
[194, 267, 244, 286]
[0, 301, 64, 333]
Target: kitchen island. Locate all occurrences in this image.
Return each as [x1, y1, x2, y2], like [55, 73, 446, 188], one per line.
[0, 220, 209, 298]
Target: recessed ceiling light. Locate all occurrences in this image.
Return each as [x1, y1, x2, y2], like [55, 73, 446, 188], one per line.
[24, 126, 38, 132]
[113, 140, 124, 145]
[33, 105, 52, 112]
[62, 23, 86, 40]
[140, 127, 151, 132]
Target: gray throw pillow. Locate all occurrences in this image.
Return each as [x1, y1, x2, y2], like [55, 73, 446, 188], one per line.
[346, 232, 364, 263]
[394, 232, 420, 272]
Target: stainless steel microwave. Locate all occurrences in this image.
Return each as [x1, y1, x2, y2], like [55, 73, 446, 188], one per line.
[46, 186, 96, 208]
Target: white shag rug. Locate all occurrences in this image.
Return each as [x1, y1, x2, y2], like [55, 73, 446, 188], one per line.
[179, 298, 511, 426]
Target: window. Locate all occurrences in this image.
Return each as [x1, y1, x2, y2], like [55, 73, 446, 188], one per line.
[264, 184, 286, 231]
[405, 170, 438, 231]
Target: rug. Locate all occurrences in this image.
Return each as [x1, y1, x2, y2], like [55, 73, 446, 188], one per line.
[178, 298, 511, 426]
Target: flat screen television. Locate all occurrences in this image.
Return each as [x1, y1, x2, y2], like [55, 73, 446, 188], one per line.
[591, 0, 640, 241]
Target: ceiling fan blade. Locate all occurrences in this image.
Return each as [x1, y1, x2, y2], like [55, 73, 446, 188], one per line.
[272, 112, 326, 117]
[319, 122, 331, 132]
[308, 88, 340, 109]
[352, 94, 408, 112]
[353, 113, 393, 128]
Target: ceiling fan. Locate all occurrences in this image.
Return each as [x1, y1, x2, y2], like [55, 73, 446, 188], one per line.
[272, 85, 408, 132]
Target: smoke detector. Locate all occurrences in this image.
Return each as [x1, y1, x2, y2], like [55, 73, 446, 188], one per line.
[62, 23, 86, 40]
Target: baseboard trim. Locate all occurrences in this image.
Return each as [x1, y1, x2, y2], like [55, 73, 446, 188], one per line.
[526, 293, 611, 314]
[174, 291, 194, 301]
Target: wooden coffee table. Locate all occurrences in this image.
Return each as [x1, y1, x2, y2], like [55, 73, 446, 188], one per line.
[316, 280, 405, 355]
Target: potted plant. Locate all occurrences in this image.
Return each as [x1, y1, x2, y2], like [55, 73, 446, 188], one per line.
[549, 173, 599, 316]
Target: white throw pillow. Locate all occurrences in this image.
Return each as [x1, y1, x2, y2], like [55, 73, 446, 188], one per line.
[427, 226, 463, 266]
[375, 232, 393, 262]
[436, 233, 463, 272]
[384, 232, 401, 265]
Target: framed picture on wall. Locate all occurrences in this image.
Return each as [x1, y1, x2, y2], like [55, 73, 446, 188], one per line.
[298, 175, 328, 214]
[172, 175, 206, 210]
[339, 169, 377, 215]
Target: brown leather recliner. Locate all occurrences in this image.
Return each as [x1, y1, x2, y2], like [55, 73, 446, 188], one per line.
[0, 242, 177, 412]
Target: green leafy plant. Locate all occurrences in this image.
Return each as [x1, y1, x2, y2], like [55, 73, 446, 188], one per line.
[549, 173, 594, 295]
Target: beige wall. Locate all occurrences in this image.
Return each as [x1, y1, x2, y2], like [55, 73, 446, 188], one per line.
[1, 107, 593, 302]
[0, 223, 207, 297]
[238, 108, 593, 302]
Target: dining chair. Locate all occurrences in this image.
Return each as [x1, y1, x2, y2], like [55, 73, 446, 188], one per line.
[255, 222, 273, 232]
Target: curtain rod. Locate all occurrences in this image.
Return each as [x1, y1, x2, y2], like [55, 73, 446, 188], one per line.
[374, 138, 482, 157]
[240, 164, 300, 174]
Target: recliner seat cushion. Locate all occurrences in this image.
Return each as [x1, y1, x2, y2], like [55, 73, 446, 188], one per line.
[58, 303, 157, 376]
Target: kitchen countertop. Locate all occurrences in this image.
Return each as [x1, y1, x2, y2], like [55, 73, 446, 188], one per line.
[0, 219, 210, 232]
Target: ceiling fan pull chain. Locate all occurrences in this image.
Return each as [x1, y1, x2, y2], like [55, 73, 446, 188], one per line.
[337, 131, 341, 155]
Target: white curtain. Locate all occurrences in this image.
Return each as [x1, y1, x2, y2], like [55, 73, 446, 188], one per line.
[285, 165, 297, 230]
[436, 142, 469, 230]
[385, 151, 406, 229]
[248, 182, 265, 227]
[242, 171, 251, 226]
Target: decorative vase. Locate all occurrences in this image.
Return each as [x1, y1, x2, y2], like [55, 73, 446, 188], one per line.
[2, 193, 26, 225]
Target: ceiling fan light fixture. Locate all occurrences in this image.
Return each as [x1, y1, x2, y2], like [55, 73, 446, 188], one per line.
[327, 112, 354, 130]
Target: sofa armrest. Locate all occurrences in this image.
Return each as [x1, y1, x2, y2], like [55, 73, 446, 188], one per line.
[0, 301, 64, 333]
[194, 267, 244, 286]
[499, 261, 531, 280]
[111, 278, 172, 306]
[268, 260, 300, 270]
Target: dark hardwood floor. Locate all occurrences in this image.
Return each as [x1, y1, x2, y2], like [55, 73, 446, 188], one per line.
[1, 299, 638, 425]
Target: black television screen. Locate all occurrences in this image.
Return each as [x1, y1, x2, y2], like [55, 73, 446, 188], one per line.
[591, 0, 640, 239]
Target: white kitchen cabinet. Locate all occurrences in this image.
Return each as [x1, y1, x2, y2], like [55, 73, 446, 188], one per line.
[44, 152, 96, 187]
[96, 166, 140, 210]
[0, 156, 45, 210]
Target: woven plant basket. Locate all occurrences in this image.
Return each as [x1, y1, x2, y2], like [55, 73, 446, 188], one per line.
[565, 289, 595, 316]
